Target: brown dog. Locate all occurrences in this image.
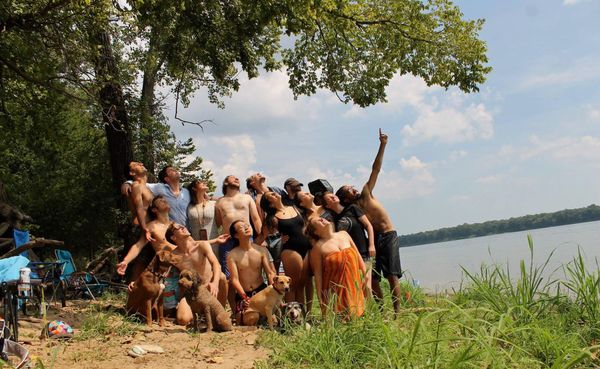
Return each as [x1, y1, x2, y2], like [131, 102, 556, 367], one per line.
[242, 275, 291, 329]
[178, 269, 232, 332]
[126, 250, 182, 326]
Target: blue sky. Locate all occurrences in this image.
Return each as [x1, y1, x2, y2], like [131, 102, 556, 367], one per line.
[167, 0, 600, 235]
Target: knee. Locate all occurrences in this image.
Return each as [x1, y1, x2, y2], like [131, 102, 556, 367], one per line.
[387, 275, 400, 286]
[177, 310, 193, 326]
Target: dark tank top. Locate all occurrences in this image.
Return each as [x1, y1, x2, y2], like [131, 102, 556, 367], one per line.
[277, 208, 311, 258]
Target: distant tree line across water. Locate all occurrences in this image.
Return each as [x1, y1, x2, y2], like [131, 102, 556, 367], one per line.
[398, 204, 600, 247]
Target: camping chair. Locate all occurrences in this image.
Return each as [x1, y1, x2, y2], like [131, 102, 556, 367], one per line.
[11, 229, 64, 314]
[0, 255, 30, 341]
[54, 249, 107, 306]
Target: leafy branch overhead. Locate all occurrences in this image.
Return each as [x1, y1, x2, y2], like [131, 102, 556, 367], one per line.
[132, 0, 490, 108]
[1, 0, 490, 111]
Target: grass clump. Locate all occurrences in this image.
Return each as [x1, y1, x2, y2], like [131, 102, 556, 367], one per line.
[76, 291, 140, 341]
[259, 236, 600, 368]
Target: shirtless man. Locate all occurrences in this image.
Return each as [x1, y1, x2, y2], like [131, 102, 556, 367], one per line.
[127, 161, 155, 241]
[117, 195, 174, 280]
[164, 223, 229, 325]
[121, 165, 191, 227]
[226, 220, 275, 321]
[336, 129, 403, 314]
[215, 175, 262, 310]
[116, 195, 188, 313]
[215, 175, 262, 275]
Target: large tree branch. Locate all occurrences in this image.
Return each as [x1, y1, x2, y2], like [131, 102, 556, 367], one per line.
[0, 54, 90, 102]
[323, 9, 438, 46]
[0, 0, 72, 32]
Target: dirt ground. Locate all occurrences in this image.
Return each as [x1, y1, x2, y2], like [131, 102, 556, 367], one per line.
[16, 301, 270, 369]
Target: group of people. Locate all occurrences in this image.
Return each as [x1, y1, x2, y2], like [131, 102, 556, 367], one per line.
[116, 129, 403, 324]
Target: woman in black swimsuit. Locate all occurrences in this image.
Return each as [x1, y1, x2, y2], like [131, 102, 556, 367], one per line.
[260, 191, 310, 303]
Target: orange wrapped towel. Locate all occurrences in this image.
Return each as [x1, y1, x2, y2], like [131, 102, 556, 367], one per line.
[322, 246, 365, 318]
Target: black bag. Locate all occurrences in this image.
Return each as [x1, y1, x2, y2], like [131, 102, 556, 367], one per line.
[308, 179, 333, 197]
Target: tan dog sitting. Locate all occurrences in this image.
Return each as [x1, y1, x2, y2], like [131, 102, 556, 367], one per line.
[178, 269, 232, 332]
[242, 275, 291, 329]
[126, 250, 182, 327]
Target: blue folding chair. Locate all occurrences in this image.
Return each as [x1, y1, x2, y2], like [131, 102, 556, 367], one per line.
[54, 249, 107, 305]
[12, 229, 30, 259]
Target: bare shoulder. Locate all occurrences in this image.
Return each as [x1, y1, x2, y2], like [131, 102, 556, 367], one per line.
[194, 240, 212, 251]
[130, 181, 143, 193]
[335, 230, 352, 243]
[228, 247, 243, 259]
[252, 244, 269, 255]
[361, 183, 373, 199]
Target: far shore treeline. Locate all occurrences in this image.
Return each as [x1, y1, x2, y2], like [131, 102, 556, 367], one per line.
[399, 204, 600, 247]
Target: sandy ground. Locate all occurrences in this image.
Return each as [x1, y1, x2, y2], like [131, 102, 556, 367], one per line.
[15, 301, 270, 369]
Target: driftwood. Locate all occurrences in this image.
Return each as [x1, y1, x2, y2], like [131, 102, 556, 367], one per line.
[0, 222, 9, 237]
[0, 238, 64, 259]
[85, 245, 123, 274]
[0, 202, 33, 228]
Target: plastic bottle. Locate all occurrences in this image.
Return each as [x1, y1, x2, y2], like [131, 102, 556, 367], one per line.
[18, 267, 31, 297]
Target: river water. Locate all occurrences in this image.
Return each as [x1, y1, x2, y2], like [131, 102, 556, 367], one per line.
[399, 221, 600, 292]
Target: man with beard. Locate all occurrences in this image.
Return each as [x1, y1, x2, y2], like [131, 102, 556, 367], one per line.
[216, 175, 262, 311]
[336, 129, 403, 315]
[216, 176, 262, 273]
[148, 166, 191, 226]
[127, 161, 155, 241]
[121, 165, 191, 228]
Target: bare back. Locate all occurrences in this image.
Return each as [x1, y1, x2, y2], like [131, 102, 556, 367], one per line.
[216, 193, 253, 231]
[130, 181, 154, 225]
[228, 245, 271, 291]
[358, 186, 394, 234]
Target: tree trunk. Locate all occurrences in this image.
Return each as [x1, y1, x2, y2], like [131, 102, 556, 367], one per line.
[139, 28, 163, 175]
[93, 30, 133, 194]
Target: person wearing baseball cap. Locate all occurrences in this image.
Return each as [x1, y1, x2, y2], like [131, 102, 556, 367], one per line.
[283, 178, 303, 206]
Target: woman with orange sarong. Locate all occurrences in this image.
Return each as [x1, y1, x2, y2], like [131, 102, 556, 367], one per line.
[306, 217, 366, 319]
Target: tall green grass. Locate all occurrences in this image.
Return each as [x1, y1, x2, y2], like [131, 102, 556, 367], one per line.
[258, 236, 600, 368]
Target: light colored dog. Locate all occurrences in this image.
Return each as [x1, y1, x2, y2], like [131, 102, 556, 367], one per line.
[242, 275, 291, 329]
[126, 250, 182, 327]
[281, 302, 305, 326]
[178, 269, 232, 332]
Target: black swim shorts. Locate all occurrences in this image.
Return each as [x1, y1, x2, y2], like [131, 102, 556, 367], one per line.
[373, 231, 402, 281]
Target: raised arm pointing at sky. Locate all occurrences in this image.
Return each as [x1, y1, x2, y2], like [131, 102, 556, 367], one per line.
[336, 129, 403, 315]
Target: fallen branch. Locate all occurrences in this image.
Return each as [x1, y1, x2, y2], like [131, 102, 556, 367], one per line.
[86, 245, 122, 274]
[0, 238, 64, 259]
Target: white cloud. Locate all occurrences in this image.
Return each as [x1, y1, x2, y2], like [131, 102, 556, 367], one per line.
[372, 75, 495, 144]
[586, 104, 600, 120]
[400, 156, 427, 171]
[476, 175, 504, 184]
[167, 70, 331, 136]
[449, 150, 468, 161]
[304, 159, 435, 201]
[563, 0, 590, 5]
[197, 135, 257, 183]
[402, 103, 494, 144]
[520, 57, 600, 89]
[501, 135, 600, 163]
[376, 169, 435, 200]
[450, 194, 470, 202]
